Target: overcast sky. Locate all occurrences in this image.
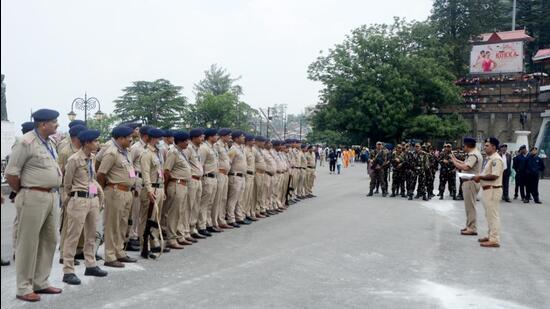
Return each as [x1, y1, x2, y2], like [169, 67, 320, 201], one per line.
[1, 0, 432, 130]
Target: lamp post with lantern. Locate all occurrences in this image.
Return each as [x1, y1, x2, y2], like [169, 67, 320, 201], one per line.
[67, 92, 104, 125]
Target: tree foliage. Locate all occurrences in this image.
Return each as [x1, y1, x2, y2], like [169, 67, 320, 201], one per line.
[113, 79, 187, 128]
[86, 114, 119, 143]
[307, 19, 463, 145]
[403, 113, 470, 142]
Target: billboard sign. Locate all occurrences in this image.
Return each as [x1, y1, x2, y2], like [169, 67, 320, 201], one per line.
[470, 41, 524, 74]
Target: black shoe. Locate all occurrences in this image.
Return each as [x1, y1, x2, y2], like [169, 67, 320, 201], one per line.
[1, 259, 10, 266]
[523, 199, 530, 204]
[95, 254, 103, 261]
[534, 200, 542, 204]
[74, 252, 85, 260]
[198, 229, 212, 237]
[229, 222, 241, 228]
[151, 246, 171, 253]
[504, 198, 511, 203]
[513, 195, 518, 200]
[117, 256, 138, 263]
[191, 233, 206, 239]
[382, 192, 388, 197]
[128, 238, 140, 246]
[374, 190, 379, 194]
[408, 196, 413, 200]
[206, 226, 216, 233]
[439, 195, 444, 200]
[452, 195, 457, 200]
[366, 192, 373, 197]
[422, 196, 428, 201]
[84, 266, 108, 277]
[236, 220, 251, 225]
[125, 244, 140, 252]
[390, 193, 396, 197]
[62, 273, 81, 285]
[59, 258, 80, 265]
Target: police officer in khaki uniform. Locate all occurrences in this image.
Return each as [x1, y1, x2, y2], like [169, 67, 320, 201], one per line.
[58, 124, 87, 264]
[473, 137, 504, 248]
[253, 136, 268, 217]
[6, 109, 63, 302]
[262, 139, 277, 214]
[62, 130, 108, 285]
[163, 131, 193, 248]
[305, 146, 317, 198]
[139, 128, 169, 255]
[227, 131, 250, 226]
[240, 134, 257, 221]
[270, 141, 285, 212]
[451, 137, 483, 236]
[187, 129, 205, 241]
[213, 128, 232, 231]
[281, 142, 293, 206]
[198, 128, 219, 236]
[97, 126, 137, 268]
[56, 119, 86, 153]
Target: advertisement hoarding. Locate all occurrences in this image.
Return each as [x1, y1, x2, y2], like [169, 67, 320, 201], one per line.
[469, 41, 524, 74]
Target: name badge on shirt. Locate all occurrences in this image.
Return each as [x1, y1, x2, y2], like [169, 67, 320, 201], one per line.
[158, 168, 164, 178]
[89, 183, 98, 195]
[129, 167, 136, 178]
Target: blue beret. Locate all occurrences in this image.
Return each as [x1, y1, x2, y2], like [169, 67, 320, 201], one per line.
[463, 137, 476, 144]
[255, 135, 266, 142]
[301, 144, 308, 148]
[140, 125, 153, 135]
[245, 134, 255, 142]
[69, 124, 87, 137]
[122, 122, 141, 129]
[218, 128, 232, 136]
[112, 126, 134, 138]
[485, 137, 499, 148]
[147, 128, 164, 139]
[190, 128, 204, 138]
[231, 130, 244, 139]
[273, 140, 282, 146]
[32, 109, 59, 122]
[173, 131, 190, 143]
[204, 128, 218, 138]
[162, 129, 174, 137]
[78, 129, 100, 143]
[284, 139, 292, 143]
[21, 122, 34, 134]
[68, 120, 86, 128]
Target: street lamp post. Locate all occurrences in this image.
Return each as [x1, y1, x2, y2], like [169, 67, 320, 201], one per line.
[68, 92, 104, 125]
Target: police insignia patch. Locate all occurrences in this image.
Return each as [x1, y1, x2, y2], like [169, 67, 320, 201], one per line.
[492, 161, 496, 167]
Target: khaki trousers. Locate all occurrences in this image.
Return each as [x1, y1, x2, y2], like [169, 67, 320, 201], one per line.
[298, 169, 306, 197]
[139, 188, 165, 248]
[212, 174, 228, 227]
[281, 172, 290, 205]
[188, 178, 203, 234]
[103, 187, 133, 263]
[264, 174, 273, 210]
[129, 177, 142, 240]
[462, 180, 480, 232]
[306, 168, 316, 195]
[255, 173, 266, 214]
[15, 189, 58, 296]
[482, 188, 502, 243]
[62, 196, 100, 274]
[240, 174, 255, 219]
[199, 177, 217, 230]
[227, 175, 245, 223]
[272, 174, 282, 209]
[164, 182, 188, 241]
[290, 169, 298, 199]
[59, 194, 85, 257]
[177, 185, 192, 240]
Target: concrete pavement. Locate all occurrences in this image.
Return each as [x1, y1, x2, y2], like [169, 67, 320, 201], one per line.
[1, 164, 549, 308]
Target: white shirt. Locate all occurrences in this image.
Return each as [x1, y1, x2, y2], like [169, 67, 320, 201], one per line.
[500, 152, 507, 170]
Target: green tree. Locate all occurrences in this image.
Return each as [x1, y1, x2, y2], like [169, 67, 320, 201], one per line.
[113, 79, 188, 128]
[306, 129, 349, 146]
[1, 74, 7, 121]
[308, 19, 462, 145]
[86, 114, 119, 143]
[403, 113, 469, 142]
[513, 0, 550, 69]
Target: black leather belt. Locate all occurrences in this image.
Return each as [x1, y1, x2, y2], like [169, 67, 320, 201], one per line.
[307, 166, 315, 168]
[228, 172, 244, 177]
[266, 171, 274, 176]
[71, 191, 97, 198]
[136, 171, 143, 178]
[152, 183, 164, 188]
[246, 171, 255, 175]
[203, 173, 216, 178]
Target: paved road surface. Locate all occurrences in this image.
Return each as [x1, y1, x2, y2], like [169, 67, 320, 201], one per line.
[2, 164, 549, 308]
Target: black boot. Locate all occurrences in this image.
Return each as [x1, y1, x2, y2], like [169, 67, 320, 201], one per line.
[1, 259, 10, 266]
[366, 191, 373, 197]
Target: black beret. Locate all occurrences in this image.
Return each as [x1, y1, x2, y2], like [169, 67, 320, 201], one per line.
[463, 137, 476, 144]
[301, 144, 308, 148]
[255, 135, 266, 142]
[112, 126, 133, 138]
[519, 145, 527, 150]
[190, 128, 204, 138]
[231, 130, 244, 139]
[204, 128, 218, 138]
[69, 124, 87, 137]
[499, 144, 508, 148]
[485, 137, 499, 148]
[147, 128, 164, 139]
[218, 128, 232, 136]
[21, 122, 34, 134]
[32, 109, 59, 122]
[68, 120, 86, 128]
[162, 129, 174, 137]
[173, 131, 190, 143]
[271, 140, 280, 146]
[245, 134, 255, 142]
[78, 129, 100, 143]
[140, 125, 153, 135]
[123, 122, 141, 129]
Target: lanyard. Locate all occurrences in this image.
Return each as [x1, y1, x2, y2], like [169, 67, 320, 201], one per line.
[114, 141, 131, 164]
[155, 149, 164, 166]
[87, 157, 95, 181]
[35, 130, 56, 160]
[178, 147, 189, 163]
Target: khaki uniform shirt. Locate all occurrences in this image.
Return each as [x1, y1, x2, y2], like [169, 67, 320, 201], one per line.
[140, 144, 164, 193]
[164, 146, 191, 181]
[56, 135, 70, 153]
[63, 149, 104, 202]
[464, 149, 483, 175]
[6, 131, 63, 188]
[253, 146, 266, 172]
[306, 152, 316, 168]
[215, 140, 231, 172]
[95, 139, 114, 164]
[244, 146, 255, 173]
[262, 149, 276, 174]
[228, 144, 247, 173]
[298, 151, 307, 168]
[58, 142, 79, 174]
[200, 142, 219, 174]
[480, 152, 504, 186]
[97, 142, 135, 187]
[187, 143, 204, 177]
[130, 139, 147, 173]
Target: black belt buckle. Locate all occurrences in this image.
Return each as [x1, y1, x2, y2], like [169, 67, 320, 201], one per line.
[72, 191, 96, 199]
[152, 183, 163, 188]
[204, 173, 216, 178]
[246, 171, 254, 175]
